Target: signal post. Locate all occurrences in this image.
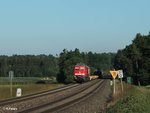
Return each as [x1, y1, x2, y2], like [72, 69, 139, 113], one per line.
[9, 71, 14, 97]
[110, 70, 118, 94]
[118, 70, 124, 92]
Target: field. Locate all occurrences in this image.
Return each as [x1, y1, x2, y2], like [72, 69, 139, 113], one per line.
[0, 77, 57, 85]
[0, 83, 64, 100]
[107, 81, 150, 113]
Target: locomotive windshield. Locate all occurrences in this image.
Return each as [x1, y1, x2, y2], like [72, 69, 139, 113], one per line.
[80, 67, 85, 70]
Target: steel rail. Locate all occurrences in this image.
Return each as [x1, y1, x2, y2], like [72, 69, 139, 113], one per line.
[18, 79, 103, 113]
[0, 83, 79, 106]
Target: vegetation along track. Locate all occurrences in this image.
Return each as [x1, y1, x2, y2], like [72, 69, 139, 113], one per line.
[0, 79, 102, 113]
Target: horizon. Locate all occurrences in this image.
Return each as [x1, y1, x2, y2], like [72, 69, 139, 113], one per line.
[0, 48, 117, 57]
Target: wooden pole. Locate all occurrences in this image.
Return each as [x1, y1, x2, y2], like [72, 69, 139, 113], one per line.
[113, 78, 116, 94]
[10, 76, 12, 97]
[120, 78, 124, 92]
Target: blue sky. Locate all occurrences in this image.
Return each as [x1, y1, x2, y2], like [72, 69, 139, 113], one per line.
[0, 0, 150, 55]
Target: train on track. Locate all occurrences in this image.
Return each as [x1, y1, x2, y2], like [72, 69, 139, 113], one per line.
[73, 63, 102, 83]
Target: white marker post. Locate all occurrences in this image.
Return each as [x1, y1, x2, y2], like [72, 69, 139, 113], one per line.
[110, 70, 118, 94]
[16, 88, 22, 97]
[118, 70, 124, 92]
[9, 71, 14, 97]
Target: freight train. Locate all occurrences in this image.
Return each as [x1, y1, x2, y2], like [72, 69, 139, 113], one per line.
[73, 63, 101, 82]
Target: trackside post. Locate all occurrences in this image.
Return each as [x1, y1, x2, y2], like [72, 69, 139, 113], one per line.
[16, 88, 22, 97]
[118, 70, 124, 92]
[9, 71, 14, 97]
[110, 70, 118, 94]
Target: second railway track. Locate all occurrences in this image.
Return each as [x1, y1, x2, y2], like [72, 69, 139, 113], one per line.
[0, 79, 104, 113]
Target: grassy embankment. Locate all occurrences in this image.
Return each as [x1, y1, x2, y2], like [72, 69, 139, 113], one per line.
[0, 84, 64, 100]
[107, 80, 150, 113]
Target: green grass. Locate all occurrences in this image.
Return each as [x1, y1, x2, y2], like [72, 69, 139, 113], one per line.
[107, 86, 150, 113]
[146, 85, 150, 89]
[0, 77, 57, 85]
[0, 83, 64, 100]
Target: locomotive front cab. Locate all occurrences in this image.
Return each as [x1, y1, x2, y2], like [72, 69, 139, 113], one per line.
[74, 65, 90, 82]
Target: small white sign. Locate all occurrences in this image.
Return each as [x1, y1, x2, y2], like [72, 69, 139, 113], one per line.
[16, 88, 22, 97]
[118, 70, 123, 78]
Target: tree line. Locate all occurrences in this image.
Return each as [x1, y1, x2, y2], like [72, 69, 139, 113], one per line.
[0, 55, 58, 78]
[0, 32, 149, 85]
[0, 49, 115, 83]
[114, 33, 150, 85]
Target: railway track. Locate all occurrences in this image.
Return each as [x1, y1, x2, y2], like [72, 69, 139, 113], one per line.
[0, 79, 104, 113]
[0, 84, 79, 106]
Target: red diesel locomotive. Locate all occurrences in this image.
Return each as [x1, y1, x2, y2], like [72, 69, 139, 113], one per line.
[73, 63, 90, 82]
